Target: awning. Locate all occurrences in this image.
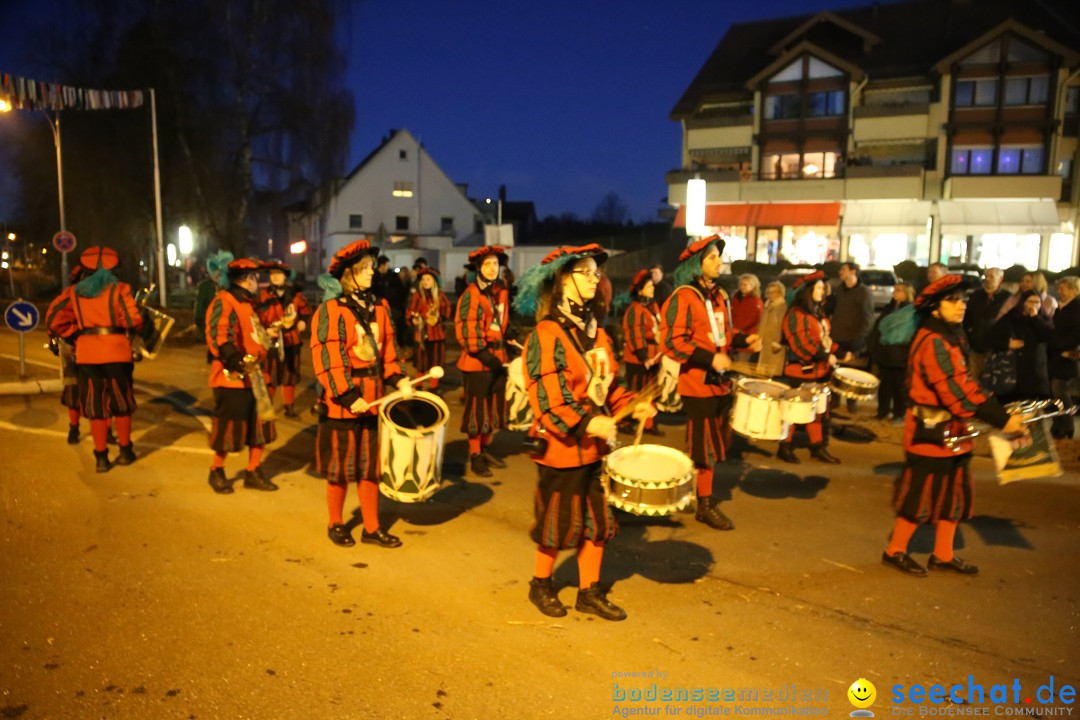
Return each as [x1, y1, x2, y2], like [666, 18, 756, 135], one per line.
[841, 200, 932, 234]
[938, 199, 1061, 235]
[674, 202, 840, 228]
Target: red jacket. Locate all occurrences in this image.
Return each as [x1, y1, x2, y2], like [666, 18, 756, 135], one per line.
[310, 295, 404, 420]
[659, 283, 733, 398]
[205, 287, 268, 389]
[782, 304, 836, 381]
[455, 280, 509, 373]
[622, 299, 660, 366]
[49, 282, 143, 364]
[257, 286, 310, 347]
[524, 315, 633, 468]
[730, 291, 763, 337]
[407, 288, 452, 343]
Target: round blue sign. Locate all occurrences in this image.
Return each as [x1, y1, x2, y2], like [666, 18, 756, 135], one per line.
[4, 300, 40, 333]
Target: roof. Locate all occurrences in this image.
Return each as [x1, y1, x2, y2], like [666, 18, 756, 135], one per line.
[671, 0, 1080, 119]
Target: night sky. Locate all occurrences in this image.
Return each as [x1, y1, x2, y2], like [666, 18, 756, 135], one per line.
[1, 0, 873, 224]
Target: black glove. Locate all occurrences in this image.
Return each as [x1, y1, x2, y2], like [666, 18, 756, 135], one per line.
[220, 345, 245, 373]
[476, 349, 503, 373]
[47, 337, 60, 357]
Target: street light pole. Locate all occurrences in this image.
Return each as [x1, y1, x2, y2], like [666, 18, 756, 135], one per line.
[150, 88, 166, 307]
[45, 111, 69, 288]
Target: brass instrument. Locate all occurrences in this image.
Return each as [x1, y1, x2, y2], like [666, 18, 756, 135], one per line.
[222, 355, 277, 421]
[267, 320, 285, 362]
[281, 302, 298, 329]
[132, 283, 176, 360]
[944, 398, 1076, 448]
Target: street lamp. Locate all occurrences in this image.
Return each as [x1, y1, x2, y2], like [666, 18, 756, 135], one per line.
[686, 177, 707, 238]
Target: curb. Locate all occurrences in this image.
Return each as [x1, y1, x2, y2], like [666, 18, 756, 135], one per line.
[0, 378, 63, 395]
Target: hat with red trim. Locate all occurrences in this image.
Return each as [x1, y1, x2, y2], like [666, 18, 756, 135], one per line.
[467, 245, 509, 269]
[512, 243, 609, 317]
[629, 269, 651, 295]
[539, 243, 608, 267]
[79, 246, 120, 271]
[915, 274, 965, 312]
[678, 234, 725, 262]
[328, 240, 380, 279]
[792, 270, 825, 290]
[227, 257, 262, 280]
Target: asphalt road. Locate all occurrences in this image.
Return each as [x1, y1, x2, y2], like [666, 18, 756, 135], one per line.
[1, 329, 1078, 719]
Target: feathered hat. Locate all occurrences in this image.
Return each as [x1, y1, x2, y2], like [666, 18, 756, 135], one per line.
[74, 246, 120, 298]
[672, 235, 725, 288]
[512, 243, 607, 317]
[915, 274, 965, 316]
[328, 240, 380, 279]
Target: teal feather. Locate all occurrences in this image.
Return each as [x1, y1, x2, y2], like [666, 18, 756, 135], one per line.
[511, 251, 597, 318]
[206, 251, 235, 288]
[318, 273, 343, 302]
[612, 291, 633, 315]
[74, 268, 117, 298]
[672, 240, 715, 289]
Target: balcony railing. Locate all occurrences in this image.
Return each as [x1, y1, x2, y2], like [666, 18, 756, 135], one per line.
[853, 102, 931, 118]
[845, 164, 925, 178]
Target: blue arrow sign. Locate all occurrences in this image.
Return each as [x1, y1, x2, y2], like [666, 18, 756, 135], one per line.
[4, 300, 40, 333]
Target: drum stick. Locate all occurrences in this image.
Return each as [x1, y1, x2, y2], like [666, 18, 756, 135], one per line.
[508, 339, 524, 351]
[368, 366, 444, 411]
[727, 361, 773, 379]
[633, 417, 646, 447]
[610, 377, 663, 423]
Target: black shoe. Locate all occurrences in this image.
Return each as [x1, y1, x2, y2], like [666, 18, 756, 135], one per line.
[470, 453, 492, 477]
[575, 583, 627, 621]
[881, 551, 927, 576]
[94, 449, 111, 473]
[928, 554, 979, 575]
[115, 443, 136, 466]
[283, 404, 297, 418]
[777, 444, 800, 464]
[67, 425, 80, 445]
[208, 467, 233, 494]
[327, 524, 355, 547]
[643, 425, 664, 437]
[810, 446, 840, 464]
[243, 467, 279, 491]
[695, 496, 734, 530]
[106, 429, 118, 446]
[482, 449, 506, 469]
[528, 577, 567, 617]
[361, 529, 402, 548]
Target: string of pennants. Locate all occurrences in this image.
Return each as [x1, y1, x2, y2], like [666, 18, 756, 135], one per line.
[1, 71, 145, 112]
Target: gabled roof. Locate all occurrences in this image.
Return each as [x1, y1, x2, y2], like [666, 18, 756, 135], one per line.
[671, 0, 1080, 120]
[342, 128, 405, 184]
[744, 40, 867, 89]
[933, 17, 1080, 72]
[768, 10, 881, 55]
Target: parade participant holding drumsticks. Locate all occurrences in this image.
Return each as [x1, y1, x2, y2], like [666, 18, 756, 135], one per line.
[455, 245, 511, 478]
[621, 269, 664, 436]
[514, 244, 655, 621]
[407, 268, 452, 391]
[777, 271, 845, 465]
[660, 235, 753, 530]
[881, 274, 1025, 577]
[310, 240, 413, 549]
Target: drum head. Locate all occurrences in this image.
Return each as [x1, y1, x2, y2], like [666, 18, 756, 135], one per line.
[607, 444, 693, 483]
[740, 379, 789, 398]
[386, 396, 445, 430]
[835, 368, 877, 385]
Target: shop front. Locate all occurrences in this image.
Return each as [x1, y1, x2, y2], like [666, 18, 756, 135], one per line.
[937, 199, 1068, 270]
[841, 200, 932, 269]
[674, 202, 841, 265]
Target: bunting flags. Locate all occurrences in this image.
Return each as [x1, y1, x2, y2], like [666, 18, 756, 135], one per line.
[1, 71, 145, 112]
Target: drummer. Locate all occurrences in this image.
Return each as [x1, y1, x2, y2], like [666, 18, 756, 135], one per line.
[310, 239, 414, 549]
[621, 269, 663, 437]
[881, 274, 1025, 576]
[455, 245, 511, 478]
[407, 267, 452, 392]
[44, 265, 86, 445]
[514, 243, 655, 620]
[660, 235, 753, 531]
[777, 271, 844, 465]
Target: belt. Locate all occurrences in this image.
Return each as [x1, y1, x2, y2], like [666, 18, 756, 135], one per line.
[351, 366, 380, 378]
[913, 403, 951, 426]
[80, 327, 126, 336]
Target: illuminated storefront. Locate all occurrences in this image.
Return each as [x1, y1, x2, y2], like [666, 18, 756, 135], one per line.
[674, 202, 840, 265]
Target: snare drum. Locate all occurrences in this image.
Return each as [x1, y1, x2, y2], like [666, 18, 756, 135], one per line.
[605, 444, 694, 516]
[731, 378, 789, 440]
[780, 386, 818, 425]
[830, 368, 880, 402]
[802, 382, 831, 415]
[378, 391, 449, 502]
[655, 355, 683, 413]
[505, 357, 533, 431]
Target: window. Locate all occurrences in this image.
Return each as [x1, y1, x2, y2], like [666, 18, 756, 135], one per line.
[1006, 37, 1046, 62]
[954, 79, 997, 107]
[764, 94, 801, 120]
[952, 145, 1043, 175]
[1065, 87, 1079, 115]
[399, 149, 408, 160]
[396, 216, 409, 231]
[951, 147, 994, 175]
[1021, 146, 1043, 174]
[960, 40, 1001, 65]
[808, 90, 845, 117]
[440, 216, 454, 233]
[392, 181, 414, 198]
[761, 151, 840, 180]
[997, 148, 1021, 174]
[1004, 76, 1049, 106]
[348, 214, 363, 230]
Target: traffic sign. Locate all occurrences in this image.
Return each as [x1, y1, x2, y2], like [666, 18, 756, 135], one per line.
[52, 230, 77, 253]
[4, 300, 40, 333]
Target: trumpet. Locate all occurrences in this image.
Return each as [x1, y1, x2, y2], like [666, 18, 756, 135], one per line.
[944, 398, 1076, 448]
[222, 354, 277, 421]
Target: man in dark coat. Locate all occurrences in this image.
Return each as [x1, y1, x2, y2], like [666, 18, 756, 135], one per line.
[1049, 276, 1080, 438]
[963, 268, 1010, 382]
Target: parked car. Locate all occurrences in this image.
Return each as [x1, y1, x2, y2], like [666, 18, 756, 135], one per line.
[778, 268, 819, 288]
[860, 268, 898, 309]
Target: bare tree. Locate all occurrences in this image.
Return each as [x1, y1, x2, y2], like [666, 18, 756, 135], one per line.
[592, 192, 629, 226]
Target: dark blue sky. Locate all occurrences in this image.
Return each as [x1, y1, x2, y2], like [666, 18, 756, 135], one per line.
[1, 0, 873, 223]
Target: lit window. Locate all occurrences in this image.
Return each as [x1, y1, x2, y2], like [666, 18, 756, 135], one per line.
[950, 149, 969, 174]
[392, 181, 414, 198]
[1021, 147, 1044, 174]
[997, 148, 1020, 174]
[970, 148, 993, 174]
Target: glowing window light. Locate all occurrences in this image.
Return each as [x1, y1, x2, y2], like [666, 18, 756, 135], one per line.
[685, 179, 707, 237]
[289, 240, 308, 255]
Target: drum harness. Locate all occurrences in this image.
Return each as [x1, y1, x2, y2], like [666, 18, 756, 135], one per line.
[343, 293, 422, 429]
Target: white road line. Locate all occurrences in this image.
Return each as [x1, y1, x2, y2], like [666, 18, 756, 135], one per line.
[0, 419, 213, 455]
[0, 353, 59, 370]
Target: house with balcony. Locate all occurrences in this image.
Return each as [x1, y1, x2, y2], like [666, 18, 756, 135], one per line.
[667, 0, 1080, 271]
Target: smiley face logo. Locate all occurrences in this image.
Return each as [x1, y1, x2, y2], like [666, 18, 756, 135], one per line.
[847, 678, 877, 709]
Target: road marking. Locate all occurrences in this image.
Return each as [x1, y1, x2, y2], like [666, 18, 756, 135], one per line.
[0, 353, 57, 370]
[0, 419, 213, 455]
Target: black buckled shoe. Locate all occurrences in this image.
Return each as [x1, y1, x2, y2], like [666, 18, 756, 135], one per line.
[328, 524, 355, 547]
[67, 425, 79, 445]
[93, 449, 111, 473]
[106, 429, 118, 446]
[695, 496, 734, 530]
[575, 583, 627, 621]
[482, 449, 506, 469]
[528, 577, 567, 617]
[928, 555, 979, 575]
[777, 443, 800, 464]
[115, 443, 136, 466]
[810, 445, 841, 464]
[361, 529, 402, 548]
[243, 467, 279, 491]
[881, 551, 927, 577]
[470, 453, 492, 477]
[208, 467, 233, 494]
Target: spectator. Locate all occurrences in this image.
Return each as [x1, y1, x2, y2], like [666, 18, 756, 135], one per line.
[999, 271, 1057, 320]
[650, 265, 673, 308]
[454, 266, 469, 299]
[756, 281, 787, 377]
[984, 290, 1054, 402]
[963, 267, 1010, 381]
[396, 267, 415, 353]
[730, 274, 763, 362]
[868, 284, 915, 422]
[830, 262, 875, 411]
[920, 262, 947, 292]
[372, 255, 394, 301]
[1049, 276, 1080, 438]
[594, 270, 614, 326]
[411, 257, 429, 291]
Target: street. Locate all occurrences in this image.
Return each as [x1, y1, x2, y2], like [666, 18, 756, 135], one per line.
[1, 329, 1078, 719]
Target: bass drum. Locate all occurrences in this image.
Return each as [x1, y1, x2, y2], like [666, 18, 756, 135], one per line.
[505, 357, 533, 431]
[378, 391, 449, 502]
[654, 355, 683, 413]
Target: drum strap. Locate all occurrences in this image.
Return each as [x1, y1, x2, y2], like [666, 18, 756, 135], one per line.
[343, 296, 383, 385]
[677, 284, 723, 350]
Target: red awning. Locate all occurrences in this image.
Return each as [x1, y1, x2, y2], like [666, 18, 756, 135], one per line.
[674, 202, 841, 228]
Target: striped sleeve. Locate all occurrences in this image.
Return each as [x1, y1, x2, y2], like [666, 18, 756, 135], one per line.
[116, 284, 143, 331]
[784, 309, 824, 363]
[407, 292, 422, 326]
[920, 336, 988, 417]
[439, 292, 451, 320]
[662, 290, 696, 362]
[626, 305, 644, 354]
[527, 323, 591, 435]
[206, 296, 233, 358]
[45, 291, 76, 338]
[310, 300, 356, 399]
[457, 287, 488, 354]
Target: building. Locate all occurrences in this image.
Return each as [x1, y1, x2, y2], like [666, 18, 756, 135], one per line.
[667, 0, 1080, 272]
